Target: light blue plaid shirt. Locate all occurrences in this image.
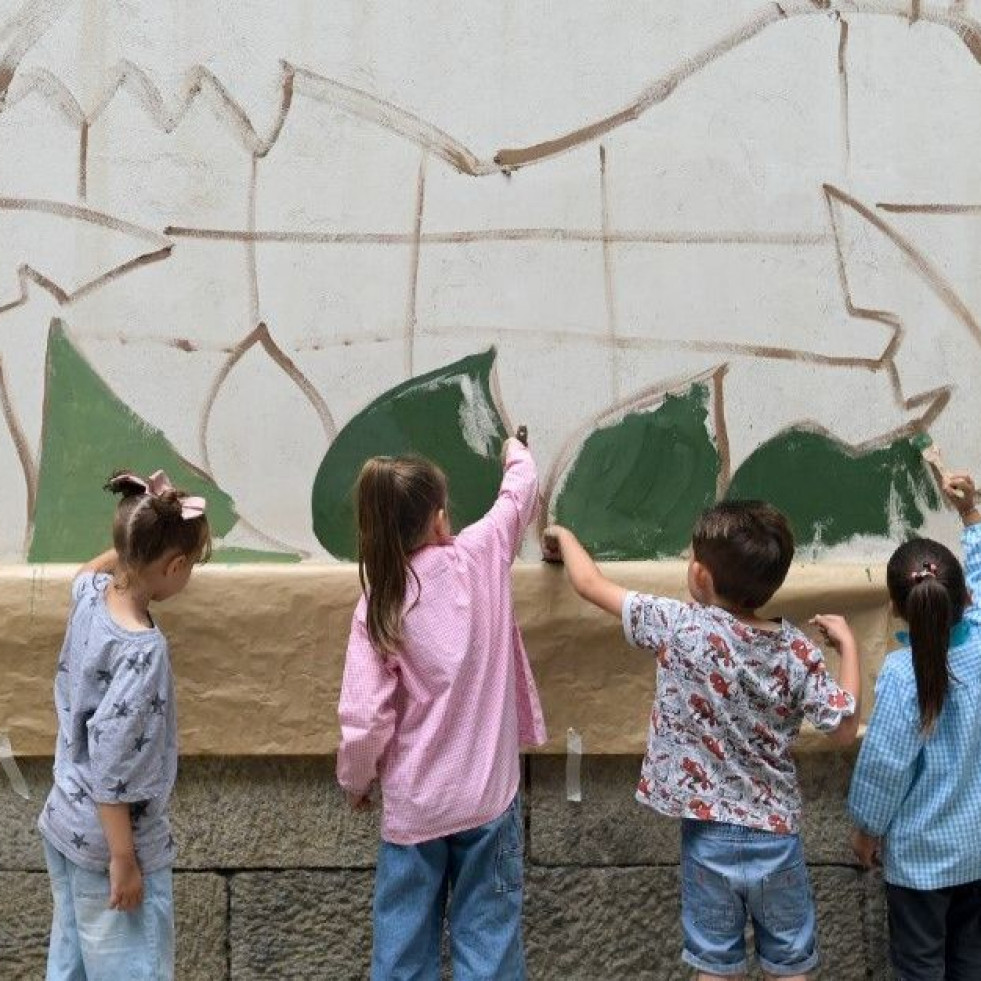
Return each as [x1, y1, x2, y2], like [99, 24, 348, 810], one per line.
[848, 522, 981, 890]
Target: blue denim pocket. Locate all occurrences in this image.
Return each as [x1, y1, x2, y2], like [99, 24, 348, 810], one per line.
[495, 797, 524, 894]
[760, 860, 810, 933]
[683, 859, 741, 933]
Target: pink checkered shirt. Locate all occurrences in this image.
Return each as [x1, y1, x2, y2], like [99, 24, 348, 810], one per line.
[337, 442, 547, 845]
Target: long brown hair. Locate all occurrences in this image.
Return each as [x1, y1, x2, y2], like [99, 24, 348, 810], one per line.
[355, 456, 447, 655]
[886, 538, 968, 734]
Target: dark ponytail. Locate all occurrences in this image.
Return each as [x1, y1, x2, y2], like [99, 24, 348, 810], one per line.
[886, 539, 968, 734]
[355, 456, 447, 656]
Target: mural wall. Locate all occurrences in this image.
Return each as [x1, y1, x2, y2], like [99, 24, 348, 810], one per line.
[1, 0, 979, 563]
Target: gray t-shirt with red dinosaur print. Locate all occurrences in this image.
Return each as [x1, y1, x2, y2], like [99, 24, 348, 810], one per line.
[623, 592, 855, 834]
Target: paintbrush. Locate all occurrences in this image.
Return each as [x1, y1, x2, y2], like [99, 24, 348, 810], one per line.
[911, 433, 979, 502]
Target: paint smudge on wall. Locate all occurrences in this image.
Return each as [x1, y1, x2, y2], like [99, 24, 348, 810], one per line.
[311, 349, 509, 561]
[725, 428, 940, 548]
[554, 385, 719, 560]
[29, 320, 237, 562]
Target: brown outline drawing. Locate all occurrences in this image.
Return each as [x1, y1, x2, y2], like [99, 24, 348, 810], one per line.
[0, 0, 72, 108]
[3, 1, 981, 186]
[198, 323, 336, 557]
[403, 154, 427, 376]
[536, 180, 968, 523]
[493, 1, 981, 170]
[0, 352, 36, 545]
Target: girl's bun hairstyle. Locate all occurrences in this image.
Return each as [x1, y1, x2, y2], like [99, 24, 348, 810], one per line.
[106, 469, 212, 568]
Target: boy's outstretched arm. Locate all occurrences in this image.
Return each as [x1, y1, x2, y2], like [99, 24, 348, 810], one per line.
[810, 613, 862, 747]
[543, 525, 627, 617]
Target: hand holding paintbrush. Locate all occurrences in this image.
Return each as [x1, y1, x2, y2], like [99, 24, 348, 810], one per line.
[914, 434, 981, 506]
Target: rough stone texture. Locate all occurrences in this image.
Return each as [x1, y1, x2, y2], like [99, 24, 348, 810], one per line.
[863, 870, 891, 981]
[525, 866, 686, 980]
[0, 873, 51, 979]
[796, 749, 861, 864]
[171, 757, 380, 869]
[528, 754, 680, 865]
[0, 871, 227, 981]
[230, 871, 375, 980]
[2, 754, 889, 979]
[530, 750, 859, 866]
[0, 758, 55, 870]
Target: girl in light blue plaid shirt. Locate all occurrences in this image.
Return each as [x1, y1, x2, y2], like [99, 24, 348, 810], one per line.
[849, 471, 981, 981]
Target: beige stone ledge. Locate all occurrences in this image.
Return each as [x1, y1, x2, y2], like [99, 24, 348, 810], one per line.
[1, 562, 893, 756]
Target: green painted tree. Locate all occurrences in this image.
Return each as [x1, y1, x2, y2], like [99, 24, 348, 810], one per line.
[555, 385, 720, 560]
[311, 350, 510, 560]
[29, 321, 238, 562]
[726, 428, 940, 547]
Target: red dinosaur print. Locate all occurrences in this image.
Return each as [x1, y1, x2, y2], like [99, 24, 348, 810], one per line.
[768, 814, 791, 835]
[689, 694, 718, 726]
[752, 722, 781, 751]
[638, 776, 651, 796]
[709, 672, 733, 699]
[654, 642, 670, 669]
[702, 734, 726, 762]
[774, 704, 792, 718]
[790, 638, 817, 668]
[828, 690, 852, 709]
[750, 776, 776, 807]
[769, 665, 791, 697]
[679, 757, 715, 791]
[706, 632, 733, 668]
[688, 799, 716, 820]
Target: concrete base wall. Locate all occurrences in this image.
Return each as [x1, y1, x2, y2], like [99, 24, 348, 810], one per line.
[0, 754, 889, 980]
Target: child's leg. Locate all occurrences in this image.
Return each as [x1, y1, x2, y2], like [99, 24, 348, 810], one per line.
[72, 862, 175, 980]
[944, 879, 981, 981]
[446, 794, 525, 981]
[680, 820, 750, 979]
[885, 881, 949, 980]
[372, 836, 449, 981]
[743, 830, 818, 980]
[43, 840, 86, 981]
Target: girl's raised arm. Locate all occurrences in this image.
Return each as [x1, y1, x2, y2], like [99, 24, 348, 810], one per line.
[456, 437, 538, 561]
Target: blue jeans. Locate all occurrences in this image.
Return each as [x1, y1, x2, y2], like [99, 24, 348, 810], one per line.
[372, 794, 525, 980]
[43, 839, 174, 981]
[681, 819, 819, 977]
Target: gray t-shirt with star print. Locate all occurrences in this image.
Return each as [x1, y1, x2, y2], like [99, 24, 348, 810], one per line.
[38, 572, 178, 873]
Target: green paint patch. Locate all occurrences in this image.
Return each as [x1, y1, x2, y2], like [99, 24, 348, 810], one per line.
[29, 321, 238, 562]
[555, 385, 719, 559]
[311, 349, 509, 560]
[726, 429, 940, 548]
[210, 547, 301, 564]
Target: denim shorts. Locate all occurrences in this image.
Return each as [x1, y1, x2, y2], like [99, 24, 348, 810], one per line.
[681, 819, 819, 977]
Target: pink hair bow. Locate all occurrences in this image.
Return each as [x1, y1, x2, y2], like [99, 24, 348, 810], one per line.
[126, 469, 207, 520]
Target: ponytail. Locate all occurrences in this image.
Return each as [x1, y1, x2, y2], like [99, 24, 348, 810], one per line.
[887, 540, 968, 735]
[355, 457, 447, 656]
[907, 577, 953, 733]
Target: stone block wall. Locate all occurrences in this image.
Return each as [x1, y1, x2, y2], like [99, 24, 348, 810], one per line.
[0, 753, 888, 979]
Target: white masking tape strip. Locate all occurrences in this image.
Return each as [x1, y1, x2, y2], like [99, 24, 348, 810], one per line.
[566, 727, 582, 803]
[0, 730, 30, 800]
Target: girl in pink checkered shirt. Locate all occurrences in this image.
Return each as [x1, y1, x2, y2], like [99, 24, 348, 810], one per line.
[338, 436, 547, 980]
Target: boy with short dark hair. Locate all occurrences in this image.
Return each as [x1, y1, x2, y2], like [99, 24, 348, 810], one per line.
[544, 500, 861, 981]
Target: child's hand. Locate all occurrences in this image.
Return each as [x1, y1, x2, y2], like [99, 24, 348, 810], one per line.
[108, 852, 144, 911]
[809, 614, 856, 654]
[850, 829, 881, 870]
[942, 472, 979, 517]
[542, 525, 565, 564]
[346, 790, 375, 812]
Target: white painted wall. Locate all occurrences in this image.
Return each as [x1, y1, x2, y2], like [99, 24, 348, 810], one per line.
[1, 0, 979, 560]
